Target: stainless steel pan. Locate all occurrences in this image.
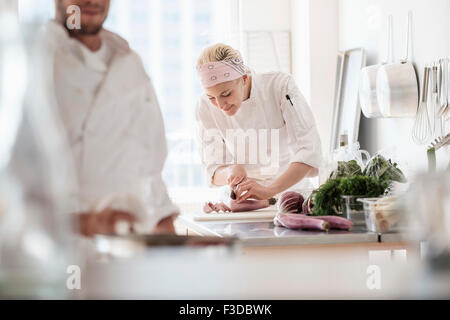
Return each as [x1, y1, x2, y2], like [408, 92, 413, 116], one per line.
[376, 11, 418, 118]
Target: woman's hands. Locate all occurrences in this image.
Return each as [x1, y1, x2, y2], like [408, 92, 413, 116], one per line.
[234, 179, 276, 203]
[233, 163, 313, 202]
[227, 165, 276, 202]
[227, 164, 247, 189]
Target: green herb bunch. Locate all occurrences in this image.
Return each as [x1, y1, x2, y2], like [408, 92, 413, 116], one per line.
[362, 155, 406, 183]
[311, 155, 405, 216]
[312, 175, 388, 216]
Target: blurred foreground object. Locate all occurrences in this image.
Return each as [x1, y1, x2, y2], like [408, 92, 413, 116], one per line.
[405, 172, 450, 270]
[0, 9, 77, 298]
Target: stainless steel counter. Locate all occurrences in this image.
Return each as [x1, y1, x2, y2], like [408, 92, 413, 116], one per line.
[178, 215, 380, 246]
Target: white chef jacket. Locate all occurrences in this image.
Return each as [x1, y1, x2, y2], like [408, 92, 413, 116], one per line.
[196, 71, 322, 189]
[44, 20, 178, 229]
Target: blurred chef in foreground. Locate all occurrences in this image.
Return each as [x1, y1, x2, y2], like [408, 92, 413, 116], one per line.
[46, 0, 178, 236]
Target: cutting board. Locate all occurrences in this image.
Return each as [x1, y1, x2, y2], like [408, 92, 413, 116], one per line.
[193, 206, 278, 221]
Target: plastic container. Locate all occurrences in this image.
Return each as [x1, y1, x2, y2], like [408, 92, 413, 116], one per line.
[358, 197, 401, 233]
[341, 195, 366, 227]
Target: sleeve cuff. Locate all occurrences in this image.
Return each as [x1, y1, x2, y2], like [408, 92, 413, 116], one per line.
[135, 174, 180, 232]
[206, 164, 224, 188]
[289, 148, 322, 177]
[137, 203, 180, 233]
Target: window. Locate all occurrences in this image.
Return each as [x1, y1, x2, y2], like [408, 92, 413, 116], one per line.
[18, 0, 293, 204]
[18, 0, 239, 203]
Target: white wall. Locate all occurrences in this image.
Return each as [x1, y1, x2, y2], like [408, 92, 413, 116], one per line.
[244, 0, 449, 175]
[239, 0, 292, 73]
[240, 0, 338, 156]
[339, 0, 450, 174]
[291, 0, 339, 154]
[0, 0, 18, 13]
[240, 0, 291, 31]
[291, 0, 450, 176]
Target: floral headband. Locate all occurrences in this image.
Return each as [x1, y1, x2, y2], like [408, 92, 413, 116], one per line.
[197, 58, 247, 88]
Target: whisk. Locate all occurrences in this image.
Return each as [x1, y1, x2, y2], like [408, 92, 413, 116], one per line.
[412, 66, 432, 144]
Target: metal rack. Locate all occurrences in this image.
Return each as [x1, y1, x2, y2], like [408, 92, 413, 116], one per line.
[425, 57, 450, 172]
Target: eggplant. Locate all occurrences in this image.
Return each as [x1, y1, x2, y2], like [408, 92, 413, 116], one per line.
[302, 193, 315, 215]
[274, 213, 329, 231]
[310, 215, 353, 230]
[229, 198, 276, 212]
[203, 202, 214, 214]
[274, 213, 352, 231]
[203, 198, 277, 214]
[202, 201, 231, 213]
[278, 191, 304, 213]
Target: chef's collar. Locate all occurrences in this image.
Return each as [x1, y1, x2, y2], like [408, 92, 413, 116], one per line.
[46, 20, 109, 73]
[78, 39, 109, 73]
[241, 69, 257, 105]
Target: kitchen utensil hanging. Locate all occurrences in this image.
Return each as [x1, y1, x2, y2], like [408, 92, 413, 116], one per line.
[430, 64, 439, 136]
[412, 66, 432, 145]
[428, 132, 450, 151]
[435, 61, 444, 136]
[376, 11, 419, 118]
[358, 15, 393, 118]
[427, 56, 450, 138]
[443, 57, 450, 121]
[427, 132, 450, 172]
[437, 58, 448, 119]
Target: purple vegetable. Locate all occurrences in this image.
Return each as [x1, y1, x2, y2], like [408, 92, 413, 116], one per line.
[302, 194, 314, 215]
[274, 213, 329, 231]
[203, 202, 231, 213]
[230, 198, 276, 212]
[278, 191, 304, 213]
[205, 198, 277, 214]
[230, 188, 237, 200]
[311, 215, 353, 230]
[203, 202, 214, 213]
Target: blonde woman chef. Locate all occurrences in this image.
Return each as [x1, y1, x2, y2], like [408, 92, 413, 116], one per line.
[196, 43, 322, 203]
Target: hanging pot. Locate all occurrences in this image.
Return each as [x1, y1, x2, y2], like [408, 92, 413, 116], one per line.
[376, 11, 419, 118]
[359, 15, 393, 118]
